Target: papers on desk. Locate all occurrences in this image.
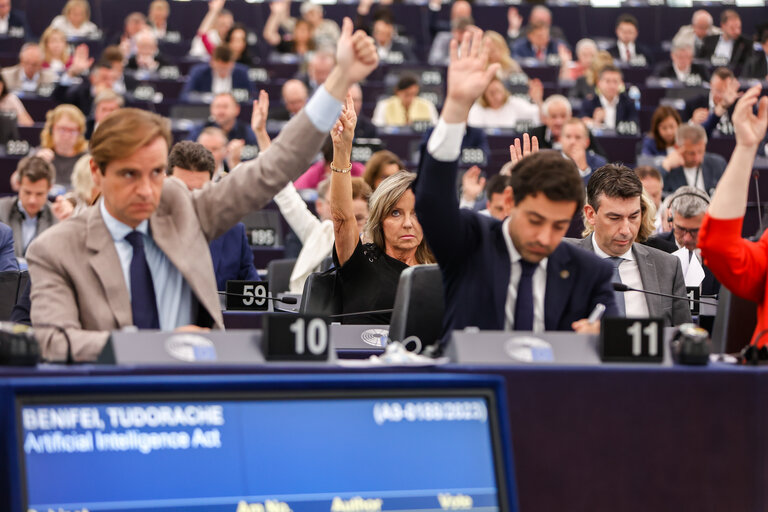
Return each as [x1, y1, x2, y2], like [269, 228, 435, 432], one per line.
[673, 248, 705, 287]
[336, 342, 449, 367]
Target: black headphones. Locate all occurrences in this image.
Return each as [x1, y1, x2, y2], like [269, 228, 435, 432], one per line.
[666, 190, 711, 224]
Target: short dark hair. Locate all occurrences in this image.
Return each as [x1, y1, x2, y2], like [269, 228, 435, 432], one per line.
[720, 9, 739, 25]
[485, 174, 511, 198]
[586, 163, 642, 212]
[509, 150, 584, 213]
[168, 141, 215, 178]
[100, 45, 124, 65]
[712, 66, 735, 81]
[16, 156, 56, 185]
[616, 13, 638, 29]
[395, 73, 419, 92]
[212, 45, 233, 63]
[649, 105, 681, 151]
[598, 64, 622, 80]
[634, 165, 662, 183]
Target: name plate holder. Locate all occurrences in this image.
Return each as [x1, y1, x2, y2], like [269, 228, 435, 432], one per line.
[600, 317, 664, 363]
[262, 314, 334, 362]
[226, 280, 270, 311]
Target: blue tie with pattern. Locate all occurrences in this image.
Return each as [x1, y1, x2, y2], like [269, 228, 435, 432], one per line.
[514, 260, 538, 331]
[125, 231, 160, 329]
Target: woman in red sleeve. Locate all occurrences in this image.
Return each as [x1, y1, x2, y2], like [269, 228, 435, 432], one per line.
[698, 84, 768, 346]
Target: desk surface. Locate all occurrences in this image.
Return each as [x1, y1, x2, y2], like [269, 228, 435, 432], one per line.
[0, 361, 764, 512]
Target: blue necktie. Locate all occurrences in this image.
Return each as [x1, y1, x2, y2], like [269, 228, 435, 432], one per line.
[609, 256, 626, 316]
[125, 231, 159, 329]
[514, 260, 538, 331]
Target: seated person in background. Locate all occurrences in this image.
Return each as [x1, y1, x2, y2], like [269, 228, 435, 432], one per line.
[559, 38, 597, 82]
[372, 73, 438, 128]
[26, 18, 380, 360]
[271, 79, 308, 121]
[0, 222, 17, 271]
[656, 186, 719, 296]
[363, 150, 403, 191]
[49, 0, 99, 39]
[0, 156, 73, 262]
[577, 164, 690, 327]
[126, 30, 170, 73]
[188, 92, 257, 146]
[634, 166, 664, 234]
[684, 67, 739, 137]
[661, 124, 726, 196]
[66, 153, 100, 216]
[0, 0, 30, 39]
[561, 118, 607, 184]
[741, 30, 768, 81]
[429, 16, 474, 67]
[263, 1, 317, 60]
[568, 50, 613, 101]
[181, 45, 253, 102]
[528, 94, 605, 156]
[372, 16, 416, 64]
[332, 94, 434, 324]
[467, 77, 541, 129]
[484, 30, 524, 81]
[511, 22, 564, 63]
[460, 171, 513, 221]
[674, 10, 720, 55]
[189, 0, 233, 60]
[296, 49, 335, 94]
[196, 126, 235, 179]
[506, 5, 569, 48]
[168, 141, 258, 291]
[34, 104, 88, 190]
[349, 83, 377, 138]
[147, 0, 171, 40]
[653, 38, 710, 85]
[607, 14, 653, 67]
[0, 73, 32, 126]
[414, 29, 616, 334]
[426, 0, 472, 41]
[580, 65, 639, 132]
[85, 89, 123, 139]
[224, 24, 257, 67]
[53, 59, 119, 116]
[298, 1, 340, 48]
[640, 106, 681, 157]
[294, 136, 365, 189]
[1, 43, 58, 94]
[40, 27, 72, 74]
[111, 12, 147, 57]
[697, 10, 752, 68]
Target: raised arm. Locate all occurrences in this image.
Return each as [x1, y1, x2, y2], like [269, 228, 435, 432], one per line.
[263, 0, 290, 47]
[196, 0, 224, 38]
[330, 94, 360, 266]
[251, 89, 272, 151]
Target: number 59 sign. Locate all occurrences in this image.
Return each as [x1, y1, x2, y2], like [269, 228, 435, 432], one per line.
[225, 281, 269, 311]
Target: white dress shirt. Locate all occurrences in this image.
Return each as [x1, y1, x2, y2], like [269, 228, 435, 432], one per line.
[713, 36, 734, 61]
[17, 200, 38, 252]
[682, 166, 706, 192]
[592, 237, 649, 318]
[211, 73, 233, 95]
[599, 94, 619, 129]
[503, 217, 547, 331]
[0, 14, 9, 34]
[617, 41, 636, 62]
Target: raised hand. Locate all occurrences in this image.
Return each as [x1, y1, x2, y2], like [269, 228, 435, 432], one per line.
[330, 93, 357, 160]
[442, 28, 500, 123]
[507, 7, 523, 33]
[732, 84, 768, 149]
[461, 166, 486, 202]
[509, 133, 539, 165]
[67, 44, 93, 77]
[251, 89, 269, 133]
[209, 0, 225, 12]
[335, 17, 378, 85]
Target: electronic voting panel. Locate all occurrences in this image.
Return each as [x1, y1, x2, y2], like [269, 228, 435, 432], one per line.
[11, 375, 517, 512]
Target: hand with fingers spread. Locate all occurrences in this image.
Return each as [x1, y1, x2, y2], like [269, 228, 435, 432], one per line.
[509, 133, 539, 166]
[442, 28, 501, 123]
[461, 166, 486, 203]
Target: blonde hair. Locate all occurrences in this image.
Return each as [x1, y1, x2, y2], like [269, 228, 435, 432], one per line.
[483, 31, 521, 76]
[40, 27, 70, 64]
[363, 171, 434, 265]
[478, 78, 510, 109]
[70, 153, 96, 204]
[585, 50, 614, 87]
[63, 0, 91, 20]
[90, 108, 171, 172]
[40, 104, 88, 154]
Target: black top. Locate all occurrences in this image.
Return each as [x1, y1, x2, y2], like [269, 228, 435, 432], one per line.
[333, 240, 407, 325]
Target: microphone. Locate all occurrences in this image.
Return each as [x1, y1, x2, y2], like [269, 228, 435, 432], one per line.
[612, 283, 718, 307]
[216, 291, 298, 305]
[754, 170, 763, 237]
[327, 309, 393, 319]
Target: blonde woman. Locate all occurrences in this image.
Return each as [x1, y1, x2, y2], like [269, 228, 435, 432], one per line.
[331, 95, 434, 324]
[40, 27, 71, 73]
[484, 30, 523, 80]
[36, 105, 88, 189]
[49, 0, 99, 39]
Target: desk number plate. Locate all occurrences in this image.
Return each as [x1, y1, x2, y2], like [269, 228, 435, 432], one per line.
[225, 280, 269, 311]
[600, 317, 664, 363]
[263, 314, 330, 361]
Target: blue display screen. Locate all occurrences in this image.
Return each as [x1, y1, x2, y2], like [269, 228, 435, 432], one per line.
[17, 392, 505, 512]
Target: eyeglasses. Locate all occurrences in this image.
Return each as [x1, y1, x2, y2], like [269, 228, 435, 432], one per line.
[53, 126, 80, 135]
[673, 224, 700, 237]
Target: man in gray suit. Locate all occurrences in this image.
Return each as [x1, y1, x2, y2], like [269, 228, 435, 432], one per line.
[26, 18, 379, 362]
[0, 43, 57, 93]
[577, 164, 691, 327]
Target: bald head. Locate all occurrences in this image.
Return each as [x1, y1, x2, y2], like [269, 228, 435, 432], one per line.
[282, 79, 309, 115]
[529, 5, 553, 27]
[450, 0, 471, 21]
[19, 43, 43, 80]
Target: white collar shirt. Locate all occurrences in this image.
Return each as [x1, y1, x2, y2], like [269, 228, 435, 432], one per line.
[592, 236, 649, 318]
[502, 217, 547, 332]
[599, 94, 619, 129]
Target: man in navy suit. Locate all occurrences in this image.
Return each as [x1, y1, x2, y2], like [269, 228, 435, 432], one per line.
[607, 14, 653, 67]
[167, 141, 258, 290]
[697, 10, 752, 69]
[511, 22, 563, 63]
[660, 124, 726, 197]
[580, 65, 639, 133]
[414, 29, 617, 336]
[0, 0, 31, 39]
[0, 222, 18, 271]
[180, 46, 253, 102]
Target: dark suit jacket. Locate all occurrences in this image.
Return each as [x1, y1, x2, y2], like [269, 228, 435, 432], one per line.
[507, 25, 568, 47]
[180, 63, 253, 101]
[0, 197, 56, 258]
[380, 41, 417, 64]
[741, 52, 768, 80]
[53, 80, 95, 116]
[580, 93, 640, 127]
[662, 152, 727, 196]
[413, 152, 618, 335]
[651, 230, 720, 297]
[5, 10, 31, 39]
[607, 42, 654, 66]
[420, 126, 490, 166]
[209, 222, 259, 291]
[355, 115, 378, 139]
[653, 62, 710, 84]
[0, 222, 17, 271]
[697, 34, 753, 67]
[511, 38, 563, 60]
[581, 152, 608, 185]
[527, 125, 607, 158]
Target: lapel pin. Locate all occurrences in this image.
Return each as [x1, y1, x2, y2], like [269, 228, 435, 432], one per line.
[560, 270, 570, 279]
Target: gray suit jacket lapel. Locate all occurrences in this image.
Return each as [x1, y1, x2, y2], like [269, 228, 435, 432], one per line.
[85, 207, 132, 327]
[633, 243, 662, 317]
